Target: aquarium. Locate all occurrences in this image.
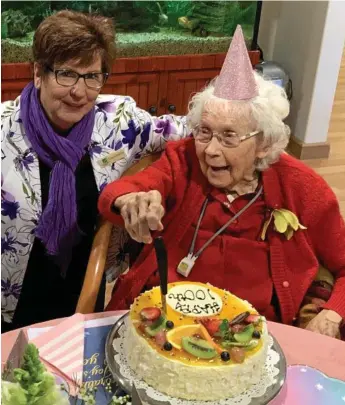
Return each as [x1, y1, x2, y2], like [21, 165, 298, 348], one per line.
[1, 1, 258, 63]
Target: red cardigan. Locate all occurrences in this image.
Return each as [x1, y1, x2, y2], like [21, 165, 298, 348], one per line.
[99, 138, 345, 324]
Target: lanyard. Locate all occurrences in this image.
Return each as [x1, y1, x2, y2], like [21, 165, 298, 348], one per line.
[177, 186, 263, 277]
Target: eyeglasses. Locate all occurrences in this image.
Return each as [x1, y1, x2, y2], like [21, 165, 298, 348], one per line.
[192, 125, 260, 148]
[46, 66, 109, 90]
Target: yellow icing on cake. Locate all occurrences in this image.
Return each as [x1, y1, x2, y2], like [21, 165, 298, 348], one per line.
[130, 281, 264, 366]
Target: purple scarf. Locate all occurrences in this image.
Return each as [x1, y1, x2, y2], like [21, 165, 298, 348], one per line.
[20, 82, 95, 256]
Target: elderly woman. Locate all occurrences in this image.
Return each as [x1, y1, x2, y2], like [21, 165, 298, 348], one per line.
[1, 10, 187, 331]
[99, 27, 345, 339]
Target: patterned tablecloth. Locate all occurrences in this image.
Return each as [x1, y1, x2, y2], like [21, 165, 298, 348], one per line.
[2, 312, 345, 404]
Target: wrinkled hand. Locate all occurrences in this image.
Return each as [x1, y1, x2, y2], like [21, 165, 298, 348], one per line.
[305, 309, 342, 339]
[114, 191, 164, 244]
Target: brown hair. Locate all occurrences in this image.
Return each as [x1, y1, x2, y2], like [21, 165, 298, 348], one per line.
[33, 10, 115, 73]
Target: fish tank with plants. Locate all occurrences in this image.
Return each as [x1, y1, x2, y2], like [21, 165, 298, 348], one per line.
[1, 1, 258, 63]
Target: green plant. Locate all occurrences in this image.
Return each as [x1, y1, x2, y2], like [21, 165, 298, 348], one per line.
[221, 1, 256, 36]
[84, 1, 120, 17]
[163, 1, 195, 28]
[1, 381, 27, 405]
[1, 343, 69, 405]
[1, 14, 8, 39]
[53, 1, 89, 13]
[111, 1, 160, 33]
[1, 342, 130, 405]
[1, 9, 32, 38]
[1, 1, 53, 30]
[191, 1, 256, 36]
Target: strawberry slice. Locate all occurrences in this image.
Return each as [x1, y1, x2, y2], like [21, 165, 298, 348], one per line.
[244, 314, 261, 324]
[155, 330, 167, 347]
[143, 320, 154, 327]
[140, 307, 161, 321]
[199, 318, 222, 337]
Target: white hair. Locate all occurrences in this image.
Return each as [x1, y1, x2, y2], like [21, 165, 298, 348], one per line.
[187, 71, 291, 171]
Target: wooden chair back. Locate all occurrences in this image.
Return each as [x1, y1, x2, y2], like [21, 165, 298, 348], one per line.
[76, 153, 161, 314]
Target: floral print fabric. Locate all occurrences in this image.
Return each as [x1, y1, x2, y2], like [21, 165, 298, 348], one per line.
[1, 94, 188, 322]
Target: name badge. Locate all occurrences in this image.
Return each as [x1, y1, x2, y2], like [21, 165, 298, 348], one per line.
[177, 255, 196, 277]
[98, 149, 125, 168]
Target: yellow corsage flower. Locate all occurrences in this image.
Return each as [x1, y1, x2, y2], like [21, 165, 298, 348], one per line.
[261, 208, 307, 241]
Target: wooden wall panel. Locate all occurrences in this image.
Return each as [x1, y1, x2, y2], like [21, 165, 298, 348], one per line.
[1, 51, 260, 112]
[182, 80, 197, 114]
[102, 73, 159, 111]
[167, 70, 220, 115]
[157, 72, 169, 115]
[138, 82, 148, 111]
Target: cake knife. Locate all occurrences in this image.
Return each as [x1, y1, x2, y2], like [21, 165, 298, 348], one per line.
[153, 236, 168, 314]
[131, 382, 143, 405]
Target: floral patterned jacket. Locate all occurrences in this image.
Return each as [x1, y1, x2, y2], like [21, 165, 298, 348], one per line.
[1, 93, 188, 323]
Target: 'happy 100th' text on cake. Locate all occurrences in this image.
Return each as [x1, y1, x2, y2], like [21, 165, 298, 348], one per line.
[167, 287, 223, 316]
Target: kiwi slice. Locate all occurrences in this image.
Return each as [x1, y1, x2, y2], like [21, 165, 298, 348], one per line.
[233, 324, 254, 343]
[151, 315, 166, 329]
[244, 340, 259, 351]
[181, 336, 217, 359]
[222, 339, 258, 350]
[145, 315, 166, 337]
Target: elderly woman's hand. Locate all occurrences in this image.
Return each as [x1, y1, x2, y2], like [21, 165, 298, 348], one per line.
[305, 309, 342, 339]
[114, 191, 165, 244]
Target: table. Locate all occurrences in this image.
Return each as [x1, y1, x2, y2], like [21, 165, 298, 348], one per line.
[2, 312, 345, 382]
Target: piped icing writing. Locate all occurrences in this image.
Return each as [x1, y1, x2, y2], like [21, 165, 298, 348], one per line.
[167, 284, 223, 317]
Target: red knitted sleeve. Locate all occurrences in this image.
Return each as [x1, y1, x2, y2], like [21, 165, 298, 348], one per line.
[98, 142, 182, 226]
[305, 180, 345, 319]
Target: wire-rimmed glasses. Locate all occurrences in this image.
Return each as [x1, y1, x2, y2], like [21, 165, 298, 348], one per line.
[192, 125, 260, 148]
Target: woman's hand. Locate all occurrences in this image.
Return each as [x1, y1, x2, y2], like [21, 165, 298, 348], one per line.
[305, 309, 342, 339]
[114, 191, 164, 244]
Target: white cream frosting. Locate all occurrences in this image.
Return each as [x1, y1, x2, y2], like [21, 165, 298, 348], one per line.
[166, 284, 223, 317]
[124, 282, 269, 402]
[124, 318, 268, 401]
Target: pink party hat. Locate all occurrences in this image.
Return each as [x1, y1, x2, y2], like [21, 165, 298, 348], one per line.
[214, 25, 258, 100]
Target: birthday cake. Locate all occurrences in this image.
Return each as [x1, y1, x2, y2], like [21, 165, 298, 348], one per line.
[123, 282, 269, 401]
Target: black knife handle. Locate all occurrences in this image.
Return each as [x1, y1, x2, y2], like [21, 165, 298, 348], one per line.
[154, 236, 168, 295]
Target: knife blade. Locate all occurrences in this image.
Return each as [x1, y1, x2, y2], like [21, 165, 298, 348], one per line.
[153, 236, 168, 314]
[131, 382, 143, 405]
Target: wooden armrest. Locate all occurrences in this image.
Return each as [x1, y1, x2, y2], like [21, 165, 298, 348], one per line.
[76, 218, 113, 314]
[77, 152, 162, 314]
[122, 153, 161, 177]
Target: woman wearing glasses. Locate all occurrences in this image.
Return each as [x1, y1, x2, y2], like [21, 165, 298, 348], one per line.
[1, 11, 187, 331]
[99, 27, 345, 339]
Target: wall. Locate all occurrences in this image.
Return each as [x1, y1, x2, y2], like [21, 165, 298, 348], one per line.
[258, 0, 345, 145]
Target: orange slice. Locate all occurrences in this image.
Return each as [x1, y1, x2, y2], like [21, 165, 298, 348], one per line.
[166, 324, 223, 354]
[199, 324, 223, 354]
[166, 325, 203, 350]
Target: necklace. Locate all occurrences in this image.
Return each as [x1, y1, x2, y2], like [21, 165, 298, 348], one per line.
[177, 185, 263, 277]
